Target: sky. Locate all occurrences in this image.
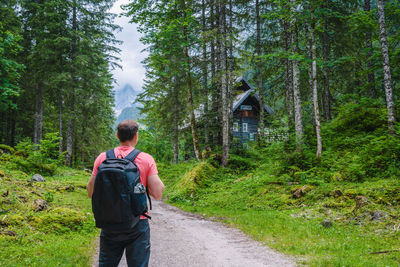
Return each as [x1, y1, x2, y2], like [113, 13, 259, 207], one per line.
[110, 0, 147, 92]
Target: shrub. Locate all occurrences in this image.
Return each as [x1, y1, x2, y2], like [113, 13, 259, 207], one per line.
[227, 154, 256, 171]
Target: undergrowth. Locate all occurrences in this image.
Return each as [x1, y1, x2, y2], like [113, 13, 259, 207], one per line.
[0, 141, 97, 266]
[161, 100, 400, 266]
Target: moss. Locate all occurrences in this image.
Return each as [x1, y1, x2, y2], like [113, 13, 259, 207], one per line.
[174, 162, 216, 198]
[344, 189, 357, 198]
[0, 144, 15, 154]
[0, 214, 25, 226]
[332, 172, 343, 181]
[30, 207, 87, 233]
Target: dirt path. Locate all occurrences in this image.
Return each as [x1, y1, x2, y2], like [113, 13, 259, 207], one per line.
[92, 200, 296, 267]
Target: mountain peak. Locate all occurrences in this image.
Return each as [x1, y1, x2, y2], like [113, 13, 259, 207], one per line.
[114, 83, 140, 116]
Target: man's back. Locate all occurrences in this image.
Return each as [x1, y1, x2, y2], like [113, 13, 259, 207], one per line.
[86, 119, 164, 267]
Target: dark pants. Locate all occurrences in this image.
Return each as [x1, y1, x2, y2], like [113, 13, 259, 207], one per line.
[99, 220, 150, 267]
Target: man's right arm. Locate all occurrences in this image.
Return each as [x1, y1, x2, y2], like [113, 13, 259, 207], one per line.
[147, 174, 165, 200]
[86, 153, 105, 198]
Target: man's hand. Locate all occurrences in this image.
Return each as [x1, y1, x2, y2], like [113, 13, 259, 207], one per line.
[86, 174, 95, 198]
[147, 174, 165, 200]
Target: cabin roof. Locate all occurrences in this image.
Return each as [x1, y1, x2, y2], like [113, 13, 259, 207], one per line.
[233, 78, 274, 114]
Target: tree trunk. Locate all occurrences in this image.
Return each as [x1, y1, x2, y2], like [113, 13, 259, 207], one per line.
[173, 112, 179, 164]
[291, 39, 303, 146]
[305, 23, 314, 123]
[33, 83, 43, 145]
[210, 0, 219, 147]
[290, 0, 304, 147]
[173, 76, 179, 164]
[201, 0, 209, 145]
[283, 19, 293, 119]
[256, 0, 265, 139]
[59, 93, 63, 155]
[322, 19, 331, 120]
[311, 5, 322, 158]
[215, 1, 222, 147]
[9, 110, 16, 147]
[365, 0, 375, 98]
[228, 0, 234, 145]
[377, 0, 396, 134]
[220, 1, 229, 167]
[66, 0, 77, 166]
[181, 0, 201, 160]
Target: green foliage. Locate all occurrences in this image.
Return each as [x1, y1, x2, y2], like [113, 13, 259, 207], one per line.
[161, 160, 400, 266]
[171, 162, 215, 201]
[0, 161, 97, 266]
[30, 207, 87, 234]
[0, 144, 15, 154]
[2, 133, 65, 175]
[0, 21, 24, 111]
[136, 128, 173, 163]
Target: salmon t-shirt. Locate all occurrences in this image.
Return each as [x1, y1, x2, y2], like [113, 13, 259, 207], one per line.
[91, 146, 158, 219]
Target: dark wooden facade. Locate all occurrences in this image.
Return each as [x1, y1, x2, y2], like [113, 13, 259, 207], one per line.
[232, 77, 273, 143]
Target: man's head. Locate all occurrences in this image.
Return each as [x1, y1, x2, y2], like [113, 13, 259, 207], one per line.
[117, 120, 139, 145]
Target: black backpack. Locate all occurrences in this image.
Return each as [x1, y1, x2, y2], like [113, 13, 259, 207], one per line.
[92, 148, 151, 232]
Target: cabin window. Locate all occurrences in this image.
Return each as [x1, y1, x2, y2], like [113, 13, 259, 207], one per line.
[242, 123, 248, 132]
[249, 133, 255, 141]
[233, 122, 239, 132]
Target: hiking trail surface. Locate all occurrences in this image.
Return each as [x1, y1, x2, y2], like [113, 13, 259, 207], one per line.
[92, 200, 296, 267]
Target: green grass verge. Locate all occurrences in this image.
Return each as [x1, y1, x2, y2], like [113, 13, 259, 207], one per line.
[159, 161, 400, 266]
[0, 163, 98, 266]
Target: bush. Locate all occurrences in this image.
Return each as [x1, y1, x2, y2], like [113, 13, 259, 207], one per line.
[227, 154, 256, 171]
[5, 133, 63, 175]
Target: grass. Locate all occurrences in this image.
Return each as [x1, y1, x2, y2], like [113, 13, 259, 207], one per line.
[159, 161, 400, 266]
[0, 158, 98, 266]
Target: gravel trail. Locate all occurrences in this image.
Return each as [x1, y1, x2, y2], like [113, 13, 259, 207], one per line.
[92, 200, 296, 267]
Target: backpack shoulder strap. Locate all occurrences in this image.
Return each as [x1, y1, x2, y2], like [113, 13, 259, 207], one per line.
[106, 149, 116, 159]
[124, 149, 141, 162]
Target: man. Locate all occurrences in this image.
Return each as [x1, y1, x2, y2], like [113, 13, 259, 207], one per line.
[87, 119, 165, 267]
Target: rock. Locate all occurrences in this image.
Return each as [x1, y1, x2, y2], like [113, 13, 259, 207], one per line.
[332, 189, 343, 198]
[292, 185, 310, 199]
[321, 220, 333, 228]
[370, 210, 388, 221]
[32, 174, 45, 182]
[32, 199, 47, 212]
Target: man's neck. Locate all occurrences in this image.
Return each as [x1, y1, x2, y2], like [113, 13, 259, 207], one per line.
[119, 142, 135, 147]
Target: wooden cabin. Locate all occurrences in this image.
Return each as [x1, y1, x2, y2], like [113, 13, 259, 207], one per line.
[183, 77, 274, 145]
[233, 77, 274, 143]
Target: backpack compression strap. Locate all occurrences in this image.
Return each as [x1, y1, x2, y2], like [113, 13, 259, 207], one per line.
[124, 149, 153, 212]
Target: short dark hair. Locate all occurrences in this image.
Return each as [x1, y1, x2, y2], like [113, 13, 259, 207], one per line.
[117, 120, 138, 142]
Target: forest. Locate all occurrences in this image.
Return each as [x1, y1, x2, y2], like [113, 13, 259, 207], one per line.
[0, 0, 400, 265]
[1, 0, 399, 167]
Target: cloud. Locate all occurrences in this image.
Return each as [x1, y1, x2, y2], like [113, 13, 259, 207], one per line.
[111, 0, 148, 92]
